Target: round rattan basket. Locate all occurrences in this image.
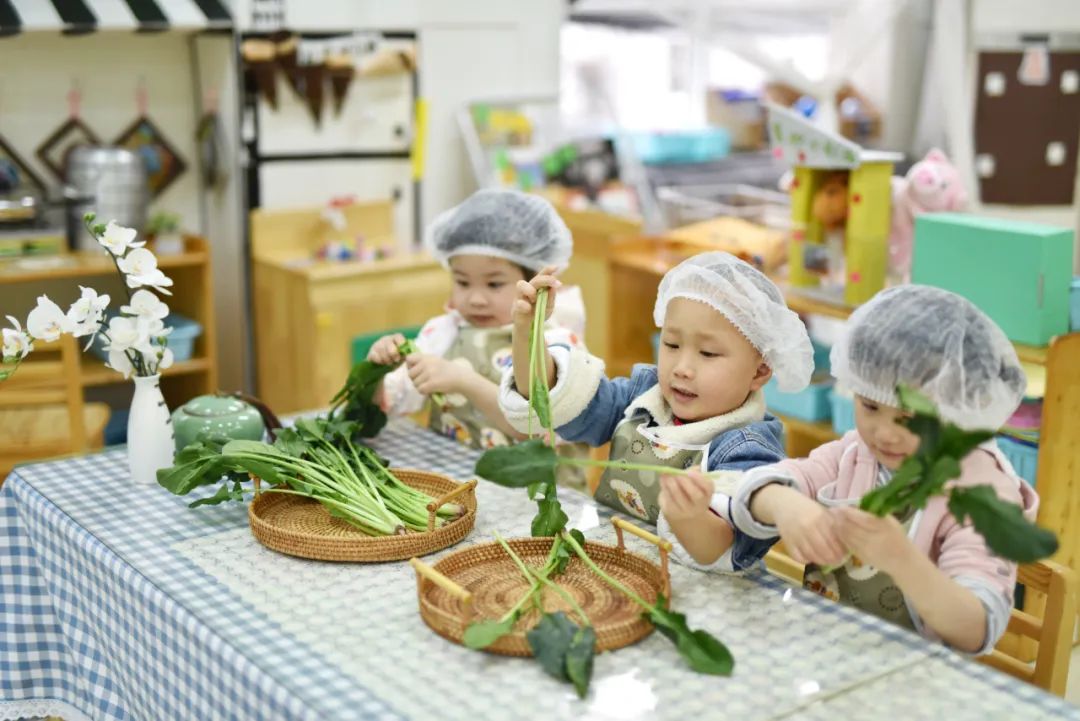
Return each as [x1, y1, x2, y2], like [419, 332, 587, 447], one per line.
[248, 469, 477, 562]
[410, 518, 672, 655]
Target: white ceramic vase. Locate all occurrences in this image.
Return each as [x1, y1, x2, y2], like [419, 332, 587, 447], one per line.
[127, 374, 175, 485]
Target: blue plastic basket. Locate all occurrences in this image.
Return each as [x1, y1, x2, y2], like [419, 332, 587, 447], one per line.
[91, 313, 203, 363]
[764, 377, 834, 422]
[623, 129, 731, 165]
[1070, 277, 1080, 331]
[830, 391, 856, 435]
[997, 436, 1039, 486]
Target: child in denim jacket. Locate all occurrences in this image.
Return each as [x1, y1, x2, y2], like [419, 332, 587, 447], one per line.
[500, 252, 814, 572]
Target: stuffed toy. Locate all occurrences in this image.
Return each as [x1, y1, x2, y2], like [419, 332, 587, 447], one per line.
[889, 148, 968, 282]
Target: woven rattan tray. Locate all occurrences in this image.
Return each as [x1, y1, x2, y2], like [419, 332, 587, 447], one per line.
[410, 518, 672, 655]
[248, 469, 477, 562]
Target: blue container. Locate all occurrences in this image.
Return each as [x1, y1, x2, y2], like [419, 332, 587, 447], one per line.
[764, 377, 834, 422]
[624, 129, 731, 165]
[1071, 277, 1080, 331]
[830, 391, 856, 435]
[997, 436, 1039, 486]
[91, 313, 203, 363]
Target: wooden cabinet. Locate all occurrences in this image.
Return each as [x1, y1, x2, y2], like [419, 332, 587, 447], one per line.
[250, 201, 449, 414]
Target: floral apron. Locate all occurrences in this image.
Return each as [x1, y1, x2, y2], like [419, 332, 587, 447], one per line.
[593, 418, 709, 525]
[428, 326, 514, 450]
[427, 325, 589, 490]
[803, 489, 918, 631]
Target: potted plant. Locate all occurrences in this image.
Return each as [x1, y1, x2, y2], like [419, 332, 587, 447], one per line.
[146, 210, 184, 256]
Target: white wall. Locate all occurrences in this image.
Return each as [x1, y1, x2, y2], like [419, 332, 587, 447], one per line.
[0, 32, 201, 224]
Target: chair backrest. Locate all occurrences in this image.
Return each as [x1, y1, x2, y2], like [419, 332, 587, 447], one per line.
[0, 334, 88, 450]
[765, 548, 1076, 696]
[979, 559, 1078, 696]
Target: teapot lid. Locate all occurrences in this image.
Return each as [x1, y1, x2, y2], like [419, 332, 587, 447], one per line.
[180, 394, 253, 418]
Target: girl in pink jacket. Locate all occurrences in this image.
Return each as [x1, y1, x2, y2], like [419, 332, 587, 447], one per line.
[732, 285, 1035, 654]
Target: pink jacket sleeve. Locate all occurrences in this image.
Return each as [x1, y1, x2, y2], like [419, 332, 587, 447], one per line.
[773, 432, 861, 498]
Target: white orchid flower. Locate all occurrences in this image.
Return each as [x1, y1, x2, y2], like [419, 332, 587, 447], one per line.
[26, 296, 72, 342]
[105, 316, 141, 353]
[132, 317, 171, 355]
[67, 286, 111, 344]
[2, 315, 32, 361]
[120, 289, 169, 321]
[117, 248, 174, 295]
[144, 345, 174, 373]
[107, 349, 134, 379]
[99, 221, 145, 257]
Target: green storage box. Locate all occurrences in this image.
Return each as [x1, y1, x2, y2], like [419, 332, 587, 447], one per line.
[912, 213, 1074, 346]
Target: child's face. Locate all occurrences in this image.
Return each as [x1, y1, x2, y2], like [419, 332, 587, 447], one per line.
[657, 298, 771, 422]
[448, 255, 527, 328]
[853, 395, 921, 470]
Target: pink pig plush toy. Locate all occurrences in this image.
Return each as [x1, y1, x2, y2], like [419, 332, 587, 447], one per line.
[889, 148, 968, 282]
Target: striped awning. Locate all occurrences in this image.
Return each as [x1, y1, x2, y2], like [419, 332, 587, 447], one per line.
[0, 0, 232, 37]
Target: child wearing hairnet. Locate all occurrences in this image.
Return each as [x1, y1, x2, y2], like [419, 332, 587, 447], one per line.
[732, 285, 1036, 654]
[501, 251, 815, 573]
[370, 189, 587, 460]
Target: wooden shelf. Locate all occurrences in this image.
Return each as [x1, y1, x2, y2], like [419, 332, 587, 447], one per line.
[773, 413, 839, 443]
[0, 240, 207, 284]
[81, 356, 211, 387]
[783, 285, 1051, 367]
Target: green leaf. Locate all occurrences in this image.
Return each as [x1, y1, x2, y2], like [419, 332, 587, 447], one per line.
[475, 439, 557, 488]
[565, 626, 597, 698]
[463, 617, 517, 649]
[272, 427, 309, 457]
[896, 385, 937, 417]
[530, 371, 552, 430]
[531, 494, 568, 537]
[526, 612, 578, 682]
[647, 596, 734, 676]
[189, 480, 248, 508]
[527, 482, 543, 500]
[948, 485, 1059, 563]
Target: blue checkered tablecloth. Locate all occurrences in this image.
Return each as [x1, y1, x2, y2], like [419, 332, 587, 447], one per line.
[2, 419, 1078, 721]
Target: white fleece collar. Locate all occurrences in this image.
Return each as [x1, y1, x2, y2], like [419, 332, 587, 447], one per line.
[622, 385, 766, 445]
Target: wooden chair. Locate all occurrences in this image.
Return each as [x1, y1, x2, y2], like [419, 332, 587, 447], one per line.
[0, 334, 110, 481]
[979, 559, 1077, 696]
[765, 547, 1077, 696]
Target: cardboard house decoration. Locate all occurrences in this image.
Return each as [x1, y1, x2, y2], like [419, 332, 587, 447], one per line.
[768, 103, 901, 306]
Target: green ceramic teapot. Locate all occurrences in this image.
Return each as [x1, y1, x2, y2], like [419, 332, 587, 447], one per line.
[171, 394, 267, 452]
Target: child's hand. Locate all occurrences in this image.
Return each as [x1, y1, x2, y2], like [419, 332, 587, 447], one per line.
[368, 333, 407, 365]
[406, 354, 474, 396]
[771, 490, 847, 567]
[659, 471, 715, 522]
[831, 506, 915, 576]
[513, 265, 561, 328]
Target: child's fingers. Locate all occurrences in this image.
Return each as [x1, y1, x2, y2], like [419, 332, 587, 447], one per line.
[513, 300, 533, 316]
[685, 471, 715, 497]
[530, 275, 563, 291]
[516, 280, 537, 302]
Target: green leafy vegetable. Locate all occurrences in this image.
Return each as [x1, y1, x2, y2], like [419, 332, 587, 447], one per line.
[560, 529, 733, 677]
[475, 439, 557, 488]
[463, 618, 518, 650]
[158, 417, 464, 536]
[526, 612, 596, 697]
[858, 386, 1056, 564]
[531, 491, 569, 537]
[949, 485, 1059, 563]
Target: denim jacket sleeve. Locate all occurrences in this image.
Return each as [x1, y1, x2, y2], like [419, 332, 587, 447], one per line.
[707, 417, 785, 572]
[552, 364, 660, 447]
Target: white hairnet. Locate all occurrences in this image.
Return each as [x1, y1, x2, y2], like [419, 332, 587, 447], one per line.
[653, 251, 813, 392]
[424, 189, 572, 272]
[830, 285, 1025, 431]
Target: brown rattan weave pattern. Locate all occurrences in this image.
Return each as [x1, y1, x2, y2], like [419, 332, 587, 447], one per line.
[248, 470, 476, 562]
[414, 537, 665, 656]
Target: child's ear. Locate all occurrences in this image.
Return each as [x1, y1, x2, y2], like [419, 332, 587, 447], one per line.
[749, 362, 773, 392]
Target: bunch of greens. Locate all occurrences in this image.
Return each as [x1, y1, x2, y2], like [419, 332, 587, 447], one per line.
[328, 338, 445, 439]
[464, 289, 734, 697]
[859, 387, 1057, 563]
[157, 416, 464, 535]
